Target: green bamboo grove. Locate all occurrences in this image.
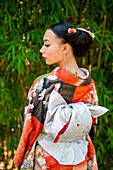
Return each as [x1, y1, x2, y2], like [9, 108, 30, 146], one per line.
[0, 0, 113, 169]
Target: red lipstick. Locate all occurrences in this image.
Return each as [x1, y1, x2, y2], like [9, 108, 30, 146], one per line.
[42, 56, 46, 60]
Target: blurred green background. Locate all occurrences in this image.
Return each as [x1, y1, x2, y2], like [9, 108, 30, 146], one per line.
[0, 0, 113, 169]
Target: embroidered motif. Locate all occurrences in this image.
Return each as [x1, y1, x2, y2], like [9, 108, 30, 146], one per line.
[38, 89, 46, 100]
[21, 144, 49, 170]
[47, 75, 58, 80]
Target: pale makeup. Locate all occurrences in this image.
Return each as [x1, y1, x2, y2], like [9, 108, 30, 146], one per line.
[40, 29, 65, 66]
[40, 29, 86, 78]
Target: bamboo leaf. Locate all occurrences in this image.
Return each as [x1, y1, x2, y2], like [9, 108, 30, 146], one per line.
[12, 44, 15, 58]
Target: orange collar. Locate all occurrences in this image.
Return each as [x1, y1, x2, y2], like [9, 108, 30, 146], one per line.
[49, 67, 90, 86]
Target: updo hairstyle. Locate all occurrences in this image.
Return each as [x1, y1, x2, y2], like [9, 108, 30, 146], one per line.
[48, 23, 92, 57]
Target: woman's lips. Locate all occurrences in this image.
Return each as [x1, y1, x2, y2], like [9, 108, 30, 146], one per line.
[42, 56, 46, 60]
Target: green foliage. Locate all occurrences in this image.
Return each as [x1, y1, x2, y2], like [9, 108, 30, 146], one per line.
[91, 67, 113, 169]
[0, 0, 113, 169]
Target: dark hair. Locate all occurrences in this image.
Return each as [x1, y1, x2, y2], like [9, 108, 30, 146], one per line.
[48, 23, 92, 57]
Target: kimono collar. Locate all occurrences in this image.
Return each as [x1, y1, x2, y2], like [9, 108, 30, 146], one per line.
[50, 67, 90, 86]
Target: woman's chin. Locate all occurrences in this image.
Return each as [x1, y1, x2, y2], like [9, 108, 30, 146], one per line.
[46, 61, 54, 65]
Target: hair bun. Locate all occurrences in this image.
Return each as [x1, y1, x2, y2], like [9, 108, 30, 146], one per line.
[48, 23, 93, 57]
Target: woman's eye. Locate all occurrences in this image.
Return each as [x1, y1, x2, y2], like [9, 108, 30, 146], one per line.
[44, 44, 50, 47]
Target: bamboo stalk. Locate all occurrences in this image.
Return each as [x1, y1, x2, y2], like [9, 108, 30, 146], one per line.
[98, 15, 107, 68]
[89, 64, 92, 73]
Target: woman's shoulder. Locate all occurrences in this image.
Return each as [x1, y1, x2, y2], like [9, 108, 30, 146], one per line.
[32, 67, 58, 86]
[32, 74, 48, 86]
[27, 74, 48, 95]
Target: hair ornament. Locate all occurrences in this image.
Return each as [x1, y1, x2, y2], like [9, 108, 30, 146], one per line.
[86, 27, 90, 31]
[68, 28, 76, 33]
[77, 27, 95, 39]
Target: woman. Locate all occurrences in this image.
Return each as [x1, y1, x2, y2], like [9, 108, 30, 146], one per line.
[13, 23, 108, 170]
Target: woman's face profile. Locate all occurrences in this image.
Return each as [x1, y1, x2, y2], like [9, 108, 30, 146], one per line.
[40, 29, 65, 66]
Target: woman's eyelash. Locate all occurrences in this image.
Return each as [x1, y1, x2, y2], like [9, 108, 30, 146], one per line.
[44, 44, 50, 47]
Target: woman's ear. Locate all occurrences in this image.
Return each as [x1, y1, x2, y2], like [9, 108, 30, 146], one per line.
[62, 43, 71, 55]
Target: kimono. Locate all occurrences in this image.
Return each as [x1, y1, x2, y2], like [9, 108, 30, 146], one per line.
[13, 67, 108, 170]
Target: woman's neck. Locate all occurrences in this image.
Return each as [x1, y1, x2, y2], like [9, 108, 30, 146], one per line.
[58, 55, 86, 77]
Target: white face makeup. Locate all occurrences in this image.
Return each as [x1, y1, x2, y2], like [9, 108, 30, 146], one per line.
[40, 29, 65, 66]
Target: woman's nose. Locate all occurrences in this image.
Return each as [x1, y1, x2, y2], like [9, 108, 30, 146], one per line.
[40, 46, 44, 53]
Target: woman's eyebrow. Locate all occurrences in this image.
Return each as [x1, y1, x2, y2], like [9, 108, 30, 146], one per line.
[43, 39, 50, 42]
